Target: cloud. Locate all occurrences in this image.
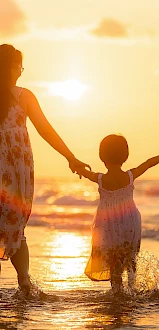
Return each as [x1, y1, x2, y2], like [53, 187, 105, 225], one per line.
[0, 0, 26, 37]
[91, 18, 128, 38]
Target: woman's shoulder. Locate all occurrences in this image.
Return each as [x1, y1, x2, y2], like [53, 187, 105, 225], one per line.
[16, 87, 38, 107]
[12, 86, 29, 101]
[15, 86, 36, 97]
[16, 87, 34, 97]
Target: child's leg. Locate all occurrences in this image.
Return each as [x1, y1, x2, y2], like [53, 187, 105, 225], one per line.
[110, 259, 123, 293]
[127, 259, 136, 289]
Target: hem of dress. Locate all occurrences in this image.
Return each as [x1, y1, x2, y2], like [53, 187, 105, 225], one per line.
[0, 235, 27, 260]
[85, 272, 110, 282]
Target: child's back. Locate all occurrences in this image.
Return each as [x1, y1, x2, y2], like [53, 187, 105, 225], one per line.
[101, 170, 130, 191]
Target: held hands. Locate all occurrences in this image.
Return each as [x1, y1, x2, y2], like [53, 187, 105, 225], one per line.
[69, 157, 91, 179]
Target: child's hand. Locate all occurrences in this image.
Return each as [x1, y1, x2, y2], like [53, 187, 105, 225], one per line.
[76, 168, 97, 183]
[69, 158, 91, 179]
[75, 168, 84, 179]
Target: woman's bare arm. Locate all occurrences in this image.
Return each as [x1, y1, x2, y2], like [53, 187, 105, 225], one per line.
[131, 156, 159, 179]
[24, 88, 91, 172]
[25, 88, 75, 161]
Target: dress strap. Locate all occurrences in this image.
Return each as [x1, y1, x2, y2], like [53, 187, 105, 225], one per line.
[18, 87, 23, 100]
[98, 173, 103, 189]
[127, 170, 134, 185]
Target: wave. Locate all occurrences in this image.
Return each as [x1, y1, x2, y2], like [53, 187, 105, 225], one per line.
[34, 190, 58, 204]
[34, 192, 98, 206]
[142, 227, 159, 239]
[31, 211, 93, 220]
[29, 211, 93, 230]
[29, 217, 92, 231]
[53, 196, 98, 206]
[30, 179, 159, 239]
[28, 214, 159, 240]
[33, 186, 159, 207]
[145, 188, 159, 197]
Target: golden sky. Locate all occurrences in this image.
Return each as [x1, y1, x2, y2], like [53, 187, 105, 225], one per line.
[1, 0, 159, 178]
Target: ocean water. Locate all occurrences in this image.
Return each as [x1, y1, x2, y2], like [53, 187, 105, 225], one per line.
[1, 177, 159, 329]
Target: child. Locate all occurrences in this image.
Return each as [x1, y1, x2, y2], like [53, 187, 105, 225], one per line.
[77, 134, 159, 294]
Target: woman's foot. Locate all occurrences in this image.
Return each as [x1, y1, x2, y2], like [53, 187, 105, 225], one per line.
[18, 275, 31, 296]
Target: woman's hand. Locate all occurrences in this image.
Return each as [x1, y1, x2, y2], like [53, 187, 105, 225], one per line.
[69, 157, 91, 178]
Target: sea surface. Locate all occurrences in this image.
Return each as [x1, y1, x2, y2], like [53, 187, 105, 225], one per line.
[1, 177, 159, 330]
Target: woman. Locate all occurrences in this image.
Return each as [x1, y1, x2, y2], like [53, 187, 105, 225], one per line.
[0, 44, 90, 294]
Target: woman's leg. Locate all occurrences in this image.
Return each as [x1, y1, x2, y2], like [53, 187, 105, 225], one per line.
[10, 239, 31, 294]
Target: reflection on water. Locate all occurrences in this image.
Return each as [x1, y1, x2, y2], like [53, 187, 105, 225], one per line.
[49, 233, 88, 285]
[49, 232, 87, 257]
[1, 288, 159, 330]
[39, 231, 92, 290]
[1, 227, 159, 330]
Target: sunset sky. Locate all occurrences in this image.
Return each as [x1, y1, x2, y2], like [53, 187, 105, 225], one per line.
[1, 0, 159, 178]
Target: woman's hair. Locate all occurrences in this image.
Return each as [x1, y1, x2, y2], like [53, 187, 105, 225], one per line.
[99, 134, 129, 165]
[0, 44, 22, 124]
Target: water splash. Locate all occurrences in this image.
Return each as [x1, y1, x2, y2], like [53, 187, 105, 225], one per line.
[13, 277, 59, 302]
[122, 250, 159, 298]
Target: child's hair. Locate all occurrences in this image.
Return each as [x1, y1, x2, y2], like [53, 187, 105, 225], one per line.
[99, 134, 129, 165]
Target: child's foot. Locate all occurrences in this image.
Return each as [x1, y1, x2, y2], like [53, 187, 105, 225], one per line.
[18, 275, 31, 296]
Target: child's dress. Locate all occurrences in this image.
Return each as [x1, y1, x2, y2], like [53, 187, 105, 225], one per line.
[85, 170, 141, 281]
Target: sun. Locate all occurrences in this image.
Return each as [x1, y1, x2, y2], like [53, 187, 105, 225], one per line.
[48, 79, 88, 100]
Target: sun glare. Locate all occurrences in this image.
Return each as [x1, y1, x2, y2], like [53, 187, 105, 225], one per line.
[48, 79, 88, 100]
[47, 232, 88, 288]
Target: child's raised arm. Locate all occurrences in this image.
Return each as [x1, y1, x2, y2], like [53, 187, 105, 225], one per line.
[76, 168, 98, 183]
[131, 156, 159, 179]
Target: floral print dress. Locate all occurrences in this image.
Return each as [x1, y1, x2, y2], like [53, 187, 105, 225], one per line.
[85, 171, 141, 281]
[0, 90, 34, 260]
